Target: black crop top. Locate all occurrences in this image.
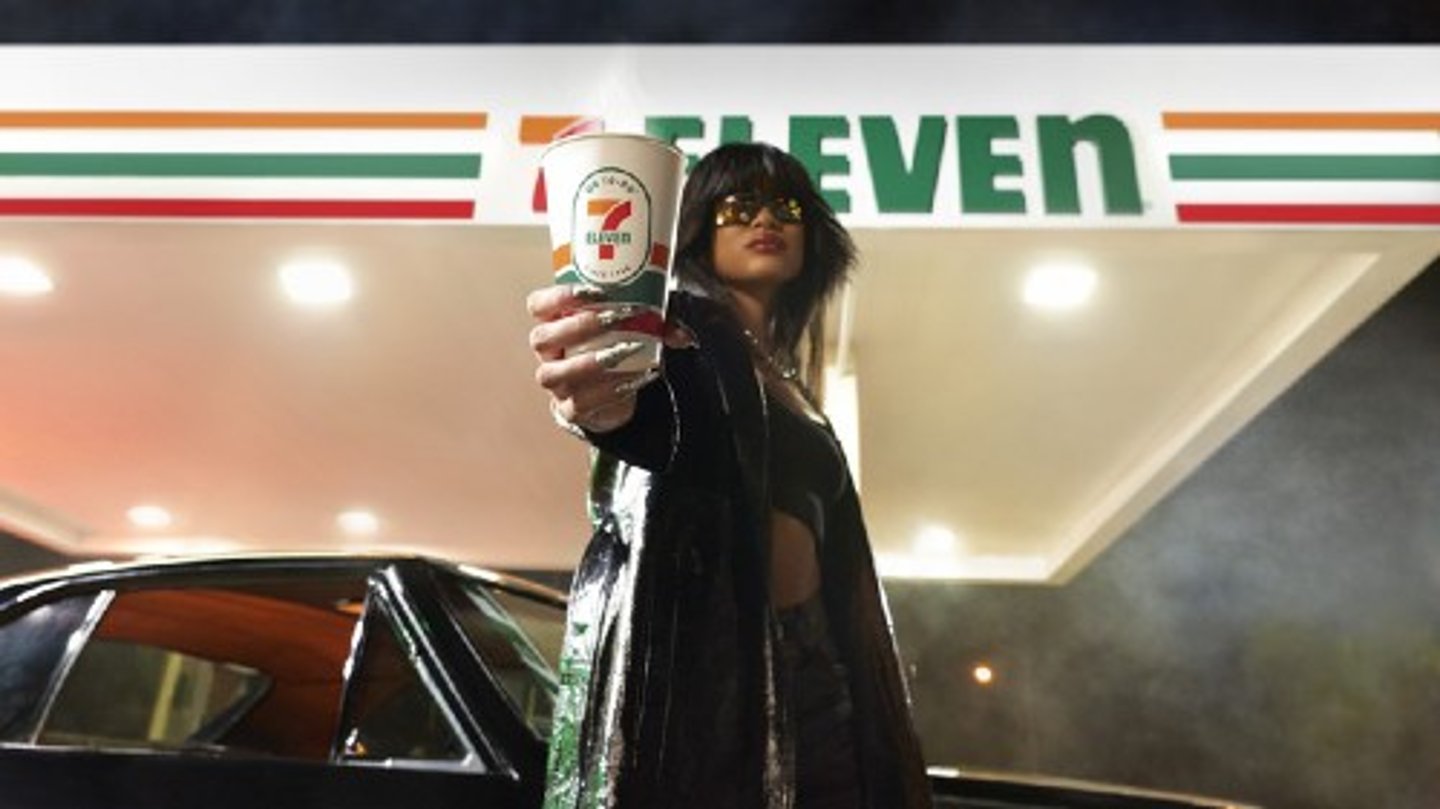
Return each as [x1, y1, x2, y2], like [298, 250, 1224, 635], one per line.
[767, 392, 848, 544]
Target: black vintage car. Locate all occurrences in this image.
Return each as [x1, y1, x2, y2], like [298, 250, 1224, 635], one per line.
[0, 554, 1251, 809]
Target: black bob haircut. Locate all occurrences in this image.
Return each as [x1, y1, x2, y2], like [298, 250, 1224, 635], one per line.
[672, 142, 856, 379]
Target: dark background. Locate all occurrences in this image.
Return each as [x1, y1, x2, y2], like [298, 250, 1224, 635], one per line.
[890, 257, 1440, 808]
[0, 0, 1436, 43]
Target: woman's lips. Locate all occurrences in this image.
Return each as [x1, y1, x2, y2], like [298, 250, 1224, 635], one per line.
[747, 234, 786, 253]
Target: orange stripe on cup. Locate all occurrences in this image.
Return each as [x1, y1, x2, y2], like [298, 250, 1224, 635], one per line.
[552, 244, 572, 271]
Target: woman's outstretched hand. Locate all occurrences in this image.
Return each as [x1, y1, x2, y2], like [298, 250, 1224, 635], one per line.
[527, 284, 689, 434]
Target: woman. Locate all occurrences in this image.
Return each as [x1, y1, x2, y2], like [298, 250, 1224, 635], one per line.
[527, 142, 931, 809]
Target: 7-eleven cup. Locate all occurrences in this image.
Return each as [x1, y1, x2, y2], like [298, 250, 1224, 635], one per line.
[541, 133, 685, 373]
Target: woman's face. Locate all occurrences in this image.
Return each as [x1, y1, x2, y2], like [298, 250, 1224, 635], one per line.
[709, 192, 805, 297]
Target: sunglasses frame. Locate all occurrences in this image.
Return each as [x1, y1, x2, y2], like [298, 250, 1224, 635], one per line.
[713, 193, 804, 227]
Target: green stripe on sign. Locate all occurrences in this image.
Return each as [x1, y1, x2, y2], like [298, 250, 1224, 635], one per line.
[1170, 154, 1440, 181]
[554, 268, 668, 307]
[0, 153, 482, 179]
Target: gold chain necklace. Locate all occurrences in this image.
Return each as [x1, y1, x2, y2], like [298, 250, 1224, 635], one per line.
[742, 328, 799, 381]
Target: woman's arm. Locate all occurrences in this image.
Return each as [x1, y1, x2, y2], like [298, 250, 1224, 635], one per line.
[579, 369, 677, 471]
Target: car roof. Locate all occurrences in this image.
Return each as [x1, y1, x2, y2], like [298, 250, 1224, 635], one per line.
[0, 551, 566, 611]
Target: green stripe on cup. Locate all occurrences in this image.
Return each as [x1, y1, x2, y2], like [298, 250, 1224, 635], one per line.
[0, 153, 482, 179]
[1170, 154, 1440, 181]
[554, 267, 668, 307]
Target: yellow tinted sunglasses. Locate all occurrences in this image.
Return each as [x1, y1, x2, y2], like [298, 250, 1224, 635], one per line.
[713, 194, 804, 227]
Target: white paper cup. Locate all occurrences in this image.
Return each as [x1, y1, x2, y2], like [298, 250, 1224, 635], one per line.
[541, 133, 685, 373]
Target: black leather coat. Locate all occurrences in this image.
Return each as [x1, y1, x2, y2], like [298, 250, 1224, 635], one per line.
[543, 291, 932, 809]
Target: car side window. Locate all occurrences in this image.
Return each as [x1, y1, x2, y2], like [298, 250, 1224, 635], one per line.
[40, 638, 271, 751]
[3, 572, 481, 771]
[0, 592, 104, 742]
[437, 575, 560, 740]
[26, 585, 357, 759]
[336, 588, 472, 766]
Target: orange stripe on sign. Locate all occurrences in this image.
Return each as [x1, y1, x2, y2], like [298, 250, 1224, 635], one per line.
[587, 198, 621, 216]
[1163, 112, 1440, 130]
[552, 244, 572, 271]
[0, 111, 488, 129]
[521, 116, 591, 143]
[650, 243, 670, 268]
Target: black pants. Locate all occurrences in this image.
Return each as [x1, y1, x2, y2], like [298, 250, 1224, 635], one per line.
[777, 595, 864, 809]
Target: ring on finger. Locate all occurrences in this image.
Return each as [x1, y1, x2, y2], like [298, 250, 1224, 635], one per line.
[549, 397, 587, 439]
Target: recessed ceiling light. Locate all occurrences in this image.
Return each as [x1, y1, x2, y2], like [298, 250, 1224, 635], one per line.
[1022, 263, 1097, 311]
[337, 510, 380, 536]
[973, 664, 995, 685]
[913, 524, 960, 556]
[127, 505, 173, 530]
[279, 259, 353, 307]
[0, 256, 54, 297]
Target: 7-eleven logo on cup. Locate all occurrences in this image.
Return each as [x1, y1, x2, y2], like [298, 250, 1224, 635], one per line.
[572, 167, 653, 286]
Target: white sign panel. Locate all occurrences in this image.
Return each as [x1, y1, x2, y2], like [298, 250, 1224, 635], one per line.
[0, 46, 1436, 228]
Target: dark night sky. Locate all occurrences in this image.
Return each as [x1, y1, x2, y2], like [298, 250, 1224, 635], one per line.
[0, 0, 1437, 42]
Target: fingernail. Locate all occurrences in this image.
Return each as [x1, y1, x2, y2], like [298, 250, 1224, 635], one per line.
[595, 340, 648, 370]
[595, 304, 647, 329]
[572, 283, 608, 302]
[614, 369, 660, 396]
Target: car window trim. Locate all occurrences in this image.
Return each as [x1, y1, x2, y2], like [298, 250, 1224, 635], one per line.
[331, 570, 493, 774]
[374, 567, 498, 772]
[446, 577, 561, 717]
[26, 589, 114, 745]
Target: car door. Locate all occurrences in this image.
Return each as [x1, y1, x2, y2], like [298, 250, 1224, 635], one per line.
[0, 565, 533, 809]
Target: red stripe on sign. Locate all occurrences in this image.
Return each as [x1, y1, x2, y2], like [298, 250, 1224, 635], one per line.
[0, 198, 475, 219]
[1178, 203, 1440, 225]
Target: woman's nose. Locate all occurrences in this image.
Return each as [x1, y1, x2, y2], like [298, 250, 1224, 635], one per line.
[750, 205, 781, 228]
